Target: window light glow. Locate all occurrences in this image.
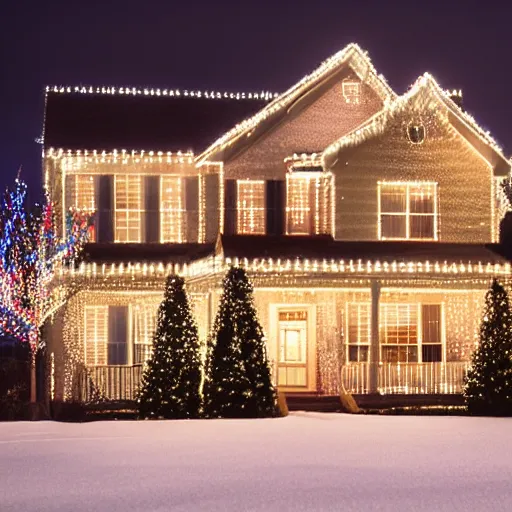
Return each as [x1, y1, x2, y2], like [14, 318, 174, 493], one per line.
[115, 175, 143, 243]
[378, 181, 438, 241]
[160, 176, 183, 243]
[237, 180, 266, 234]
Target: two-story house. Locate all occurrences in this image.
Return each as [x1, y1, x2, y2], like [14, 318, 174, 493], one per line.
[43, 44, 512, 406]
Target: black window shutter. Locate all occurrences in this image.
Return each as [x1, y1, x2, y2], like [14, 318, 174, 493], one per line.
[266, 181, 275, 235]
[267, 180, 285, 235]
[108, 306, 128, 365]
[224, 179, 237, 235]
[97, 175, 114, 243]
[204, 174, 220, 243]
[185, 176, 199, 242]
[144, 176, 160, 243]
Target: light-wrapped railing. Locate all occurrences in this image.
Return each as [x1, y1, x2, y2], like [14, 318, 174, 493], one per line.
[341, 362, 470, 395]
[341, 363, 371, 394]
[79, 365, 144, 402]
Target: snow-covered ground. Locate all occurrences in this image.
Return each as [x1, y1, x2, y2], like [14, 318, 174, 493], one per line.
[1, 412, 512, 511]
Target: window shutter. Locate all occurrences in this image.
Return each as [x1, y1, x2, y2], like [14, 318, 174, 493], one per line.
[185, 176, 199, 242]
[144, 176, 160, 243]
[204, 173, 220, 242]
[108, 306, 128, 365]
[97, 175, 114, 243]
[267, 180, 285, 235]
[224, 179, 237, 235]
[266, 181, 275, 235]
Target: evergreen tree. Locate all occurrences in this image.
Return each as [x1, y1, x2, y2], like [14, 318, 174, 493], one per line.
[137, 275, 202, 419]
[464, 279, 512, 415]
[203, 267, 275, 418]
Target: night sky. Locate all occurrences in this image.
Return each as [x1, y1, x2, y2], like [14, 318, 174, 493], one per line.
[1, 0, 511, 201]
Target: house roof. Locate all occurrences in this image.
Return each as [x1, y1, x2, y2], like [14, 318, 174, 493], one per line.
[197, 43, 396, 164]
[216, 235, 509, 265]
[323, 73, 510, 176]
[81, 242, 215, 264]
[43, 87, 272, 153]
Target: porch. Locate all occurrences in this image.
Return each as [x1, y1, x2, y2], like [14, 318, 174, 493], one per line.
[341, 361, 470, 395]
[76, 361, 470, 403]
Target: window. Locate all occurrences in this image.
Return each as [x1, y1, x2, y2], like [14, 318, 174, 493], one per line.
[347, 304, 371, 362]
[160, 176, 183, 242]
[84, 306, 108, 366]
[342, 80, 360, 104]
[421, 304, 442, 362]
[133, 304, 158, 364]
[69, 174, 96, 241]
[380, 304, 442, 363]
[237, 180, 266, 234]
[286, 173, 333, 235]
[75, 174, 95, 211]
[115, 175, 143, 242]
[379, 182, 438, 240]
[407, 123, 426, 144]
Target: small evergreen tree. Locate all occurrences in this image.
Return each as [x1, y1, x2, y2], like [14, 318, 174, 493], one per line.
[137, 275, 202, 419]
[203, 267, 275, 418]
[464, 279, 512, 415]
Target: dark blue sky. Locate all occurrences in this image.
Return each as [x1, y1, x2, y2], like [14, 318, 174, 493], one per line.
[1, 0, 511, 200]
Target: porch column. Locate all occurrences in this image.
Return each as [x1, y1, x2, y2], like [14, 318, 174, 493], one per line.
[369, 280, 381, 394]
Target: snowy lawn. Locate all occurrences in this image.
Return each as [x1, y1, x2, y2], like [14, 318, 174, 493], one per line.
[1, 412, 512, 511]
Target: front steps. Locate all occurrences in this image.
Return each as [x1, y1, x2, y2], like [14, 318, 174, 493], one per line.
[285, 393, 465, 412]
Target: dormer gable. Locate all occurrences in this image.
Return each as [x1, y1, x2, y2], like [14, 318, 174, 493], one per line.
[198, 43, 396, 166]
[323, 73, 510, 176]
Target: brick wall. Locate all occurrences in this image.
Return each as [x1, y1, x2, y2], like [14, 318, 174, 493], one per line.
[224, 67, 384, 181]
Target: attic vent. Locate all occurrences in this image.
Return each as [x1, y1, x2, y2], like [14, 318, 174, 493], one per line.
[342, 80, 360, 104]
[407, 123, 426, 144]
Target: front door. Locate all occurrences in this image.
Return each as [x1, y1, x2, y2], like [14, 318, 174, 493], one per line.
[277, 310, 308, 387]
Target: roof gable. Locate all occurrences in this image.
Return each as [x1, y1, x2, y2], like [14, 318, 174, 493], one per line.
[197, 43, 396, 164]
[323, 73, 509, 175]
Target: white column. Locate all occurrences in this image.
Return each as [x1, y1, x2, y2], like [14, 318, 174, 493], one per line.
[369, 280, 381, 394]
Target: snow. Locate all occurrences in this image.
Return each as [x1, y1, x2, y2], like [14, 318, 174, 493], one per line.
[1, 412, 512, 511]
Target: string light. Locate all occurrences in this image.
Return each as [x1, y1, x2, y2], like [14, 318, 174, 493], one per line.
[323, 73, 507, 166]
[45, 85, 278, 101]
[197, 43, 396, 163]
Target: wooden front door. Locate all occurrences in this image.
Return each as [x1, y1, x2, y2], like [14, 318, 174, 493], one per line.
[277, 310, 308, 388]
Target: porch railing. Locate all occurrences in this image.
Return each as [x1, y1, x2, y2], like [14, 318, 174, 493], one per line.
[79, 365, 144, 402]
[341, 362, 470, 395]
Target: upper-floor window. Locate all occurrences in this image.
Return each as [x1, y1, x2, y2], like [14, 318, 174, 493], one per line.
[73, 174, 96, 241]
[342, 80, 361, 104]
[160, 176, 183, 243]
[378, 182, 438, 240]
[286, 173, 333, 235]
[237, 180, 266, 234]
[75, 174, 95, 211]
[114, 175, 143, 243]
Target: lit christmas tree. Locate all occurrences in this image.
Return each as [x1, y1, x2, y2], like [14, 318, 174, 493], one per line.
[203, 267, 275, 418]
[137, 275, 202, 419]
[464, 279, 512, 416]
